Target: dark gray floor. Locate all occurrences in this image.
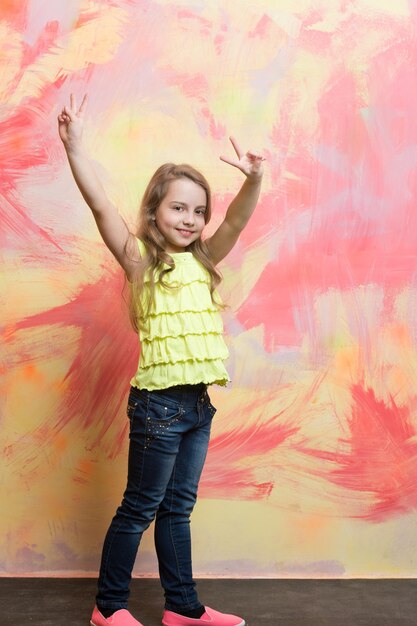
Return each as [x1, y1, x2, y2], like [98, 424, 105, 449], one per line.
[0, 578, 416, 625]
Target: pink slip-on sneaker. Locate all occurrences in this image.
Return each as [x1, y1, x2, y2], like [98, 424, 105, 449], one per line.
[162, 606, 245, 626]
[90, 606, 144, 626]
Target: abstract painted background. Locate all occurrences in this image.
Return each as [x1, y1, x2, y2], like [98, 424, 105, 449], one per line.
[2, 0, 417, 576]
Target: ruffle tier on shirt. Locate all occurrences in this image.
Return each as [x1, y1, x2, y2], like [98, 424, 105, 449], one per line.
[140, 332, 229, 367]
[130, 239, 230, 391]
[140, 310, 224, 341]
[135, 358, 230, 390]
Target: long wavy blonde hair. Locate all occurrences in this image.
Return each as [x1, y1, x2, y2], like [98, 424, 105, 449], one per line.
[124, 163, 226, 333]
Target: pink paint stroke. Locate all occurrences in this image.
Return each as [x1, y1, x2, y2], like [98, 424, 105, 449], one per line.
[298, 384, 417, 521]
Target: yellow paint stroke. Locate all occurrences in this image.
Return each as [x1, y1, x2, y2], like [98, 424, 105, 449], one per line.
[8, 3, 128, 106]
[0, 22, 23, 105]
[219, 236, 274, 312]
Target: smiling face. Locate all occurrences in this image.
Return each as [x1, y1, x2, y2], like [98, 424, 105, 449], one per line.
[154, 177, 207, 253]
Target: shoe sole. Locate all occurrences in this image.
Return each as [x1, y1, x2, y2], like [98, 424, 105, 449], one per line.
[160, 620, 246, 626]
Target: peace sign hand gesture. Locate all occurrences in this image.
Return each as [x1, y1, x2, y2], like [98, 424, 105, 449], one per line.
[220, 136, 265, 180]
[57, 93, 88, 149]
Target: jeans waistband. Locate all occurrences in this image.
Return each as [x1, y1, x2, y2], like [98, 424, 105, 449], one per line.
[130, 383, 208, 407]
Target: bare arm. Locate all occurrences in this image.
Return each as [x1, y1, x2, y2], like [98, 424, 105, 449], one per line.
[58, 94, 140, 279]
[205, 137, 264, 265]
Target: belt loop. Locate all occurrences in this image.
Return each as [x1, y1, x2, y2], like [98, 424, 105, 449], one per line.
[198, 386, 207, 403]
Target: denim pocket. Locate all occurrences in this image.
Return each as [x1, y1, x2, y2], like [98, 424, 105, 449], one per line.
[126, 399, 138, 420]
[147, 397, 183, 422]
[207, 401, 217, 418]
[143, 398, 184, 449]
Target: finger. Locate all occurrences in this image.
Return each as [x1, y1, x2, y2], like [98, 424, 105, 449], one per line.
[247, 150, 264, 161]
[63, 105, 76, 122]
[229, 136, 243, 159]
[70, 93, 76, 111]
[78, 93, 88, 115]
[219, 155, 241, 168]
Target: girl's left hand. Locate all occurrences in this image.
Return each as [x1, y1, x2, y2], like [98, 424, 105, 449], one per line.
[220, 136, 265, 180]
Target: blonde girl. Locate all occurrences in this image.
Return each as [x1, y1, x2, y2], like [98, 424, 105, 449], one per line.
[58, 94, 264, 626]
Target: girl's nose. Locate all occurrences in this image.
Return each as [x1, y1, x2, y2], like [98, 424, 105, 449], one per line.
[182, 213, 195, 225]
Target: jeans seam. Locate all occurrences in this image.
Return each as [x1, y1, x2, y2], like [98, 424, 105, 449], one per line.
[168, 462, 192, 609]
[99, 401, 148, 606]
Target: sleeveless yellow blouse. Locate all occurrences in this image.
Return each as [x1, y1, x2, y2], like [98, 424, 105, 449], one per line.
[130, 238, 230, 391]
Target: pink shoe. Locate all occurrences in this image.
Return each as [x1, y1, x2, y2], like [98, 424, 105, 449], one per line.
[162, 606, 245, 626]
[90, 606, 144, 626]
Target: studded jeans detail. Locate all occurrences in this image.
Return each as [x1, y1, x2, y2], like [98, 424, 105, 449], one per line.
[96, 383, 217, 613]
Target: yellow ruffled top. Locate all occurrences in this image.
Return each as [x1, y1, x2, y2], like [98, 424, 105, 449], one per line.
[130, 238, 230, 391]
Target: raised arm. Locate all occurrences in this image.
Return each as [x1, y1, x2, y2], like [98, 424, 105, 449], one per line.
[205, 136, 264, 265]
[57, 94, 140, 280]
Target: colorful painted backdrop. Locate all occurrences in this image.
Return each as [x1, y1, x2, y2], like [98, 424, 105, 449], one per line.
[2, 0, 417, 577]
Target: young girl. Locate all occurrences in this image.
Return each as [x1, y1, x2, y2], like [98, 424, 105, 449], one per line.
[58, 94, 264, 626]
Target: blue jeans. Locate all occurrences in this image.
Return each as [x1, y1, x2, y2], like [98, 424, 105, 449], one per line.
[96, 383, 217, 613]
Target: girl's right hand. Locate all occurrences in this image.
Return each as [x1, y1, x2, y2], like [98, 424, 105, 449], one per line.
[57, 93, 88, 149]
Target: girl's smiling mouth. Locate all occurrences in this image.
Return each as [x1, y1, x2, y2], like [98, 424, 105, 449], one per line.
[176, 229, 194, 236]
